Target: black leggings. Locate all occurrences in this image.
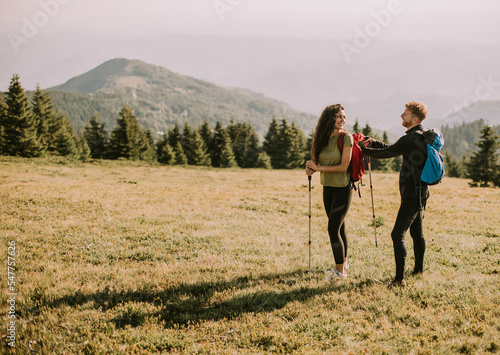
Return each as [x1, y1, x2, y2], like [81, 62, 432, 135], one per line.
[323, 185, 353, 265]
[391, 198, 426, 280]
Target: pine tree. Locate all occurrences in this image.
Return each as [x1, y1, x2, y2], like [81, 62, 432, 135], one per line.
[190, 130, 211, 166]
[256, 151, 272, 169]
[287, 122, 306, 169]
[84, 114, 109, 159]
[32, 87, 80, 157]
[199, 120, 221, 166]
[466, 125, 499, 187]
[444, 152, 464, 178]
[167, 123, 182, 148]
[141, 129, 157, 162]
[172, 141, 187, 165]
[31, 85, 55, 150]
[78, 136, 91, 162]
[371, 131, 391, 171]
[439, 119, 500, 160]
[211, 122, 228, 167]
[2, 75, 44, 157]
[158, 142, 175, 165]
[263, 117, 281, 168]
[211, 122, 236, 168]
[0, 95, 6, 154]
[109, 104, 145, 160]
[219, 139, 237, 168]
[272, 119, 290, 169]
[181, 123, 195, 164]
[198, 120, 213, 149]
[353, 119, 361, 134]
[362, 123, 373, 138]
[44, 111, 63, 154]
[263, 118, 306, 169]
[157, 134, 175, 165]
[29, 85, 80, 158]
[272, 119, 306, 169]
[56, 113, 80, 157]
[382, 131, 389, 143]
[244, 133, 260, 168]
[210, 122, 225, 167]
[180, 123, 210, 166]
[54, 121, 77, 156]
[226, 121, 259, 168]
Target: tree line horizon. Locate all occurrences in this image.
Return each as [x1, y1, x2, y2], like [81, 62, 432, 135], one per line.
[1, 75, 498, 186]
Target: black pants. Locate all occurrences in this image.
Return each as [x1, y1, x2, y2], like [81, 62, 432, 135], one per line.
[323, 185, 353, 265]
[391, 198, 426, 280]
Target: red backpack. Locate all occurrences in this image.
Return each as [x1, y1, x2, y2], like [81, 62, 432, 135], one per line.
[338, 132, 366, 193]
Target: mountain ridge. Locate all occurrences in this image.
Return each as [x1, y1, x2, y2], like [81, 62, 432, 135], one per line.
[3, 35, 499, 131]
[44, 58, 317, 138]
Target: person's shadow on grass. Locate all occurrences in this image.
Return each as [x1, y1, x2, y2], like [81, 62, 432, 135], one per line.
[45, 269, 379, 329]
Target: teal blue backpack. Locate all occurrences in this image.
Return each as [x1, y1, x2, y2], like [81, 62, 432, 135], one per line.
[418, 128, 445, 185]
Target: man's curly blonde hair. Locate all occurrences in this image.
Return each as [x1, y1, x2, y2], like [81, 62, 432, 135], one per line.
[405, 101, 427, 121]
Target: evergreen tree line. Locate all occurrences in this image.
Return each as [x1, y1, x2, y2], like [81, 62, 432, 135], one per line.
[440, 119, 500, 159]
[443, 125, 500, 187]
[1, 75, 498, 186]
[462, 125, 500, 187]
[0, 75, 305, 169]
[440, 119, 500, 181]
[82, 111, 312, 169]
[0, 75, 86, 159]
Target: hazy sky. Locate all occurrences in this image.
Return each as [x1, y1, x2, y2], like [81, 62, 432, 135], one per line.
[0, 0, 499, 125]
[1, 0, 499, 43]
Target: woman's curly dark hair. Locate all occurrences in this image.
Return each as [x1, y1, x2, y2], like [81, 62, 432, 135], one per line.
[310, 104, 344, 162]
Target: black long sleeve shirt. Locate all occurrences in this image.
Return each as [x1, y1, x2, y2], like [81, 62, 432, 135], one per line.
[359, 125, 429, 200]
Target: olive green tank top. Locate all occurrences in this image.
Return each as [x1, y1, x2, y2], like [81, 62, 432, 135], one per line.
[318, 132, 353, 187]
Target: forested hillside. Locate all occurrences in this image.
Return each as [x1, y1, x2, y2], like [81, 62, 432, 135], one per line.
[44, 58, 316, 138]
[1, 62, 498, 186]
[441, 119, 500, 159]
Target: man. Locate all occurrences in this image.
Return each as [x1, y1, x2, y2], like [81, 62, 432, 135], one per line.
[359, 101, 430, 288]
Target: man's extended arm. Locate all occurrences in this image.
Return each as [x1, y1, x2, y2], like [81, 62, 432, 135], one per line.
[359, 135, 411, 159]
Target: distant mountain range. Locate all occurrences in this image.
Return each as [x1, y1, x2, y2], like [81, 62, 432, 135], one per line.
[438, 100, 500, 128]
[6, 56, 497, 161]
[44, 58, 316, 138]
[2, 34, 499, 133]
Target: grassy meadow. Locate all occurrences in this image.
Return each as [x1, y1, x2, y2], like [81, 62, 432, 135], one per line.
[1, 157, 499, 354]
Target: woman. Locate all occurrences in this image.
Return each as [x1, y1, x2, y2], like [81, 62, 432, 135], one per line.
[306, 104, 353, 280]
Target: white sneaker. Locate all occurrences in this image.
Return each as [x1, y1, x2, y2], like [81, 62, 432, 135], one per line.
[324, 269, 347, 281]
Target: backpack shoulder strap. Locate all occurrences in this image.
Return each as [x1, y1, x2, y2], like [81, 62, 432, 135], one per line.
[338, 131, 346, 153]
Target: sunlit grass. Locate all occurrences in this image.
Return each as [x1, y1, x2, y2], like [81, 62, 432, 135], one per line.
[1, 157, 499, 354]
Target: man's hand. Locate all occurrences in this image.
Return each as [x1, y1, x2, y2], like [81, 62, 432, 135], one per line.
[361, 136, 373, 147]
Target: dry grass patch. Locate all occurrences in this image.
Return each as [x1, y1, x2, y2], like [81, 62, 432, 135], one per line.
[0, 157, 499, 354]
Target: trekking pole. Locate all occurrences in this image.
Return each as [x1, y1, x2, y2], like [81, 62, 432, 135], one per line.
[368, 156, 378, 247]
[308, 175, 312, 272]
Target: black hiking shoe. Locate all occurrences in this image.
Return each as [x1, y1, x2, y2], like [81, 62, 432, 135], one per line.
[387, 279, 406, 289]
